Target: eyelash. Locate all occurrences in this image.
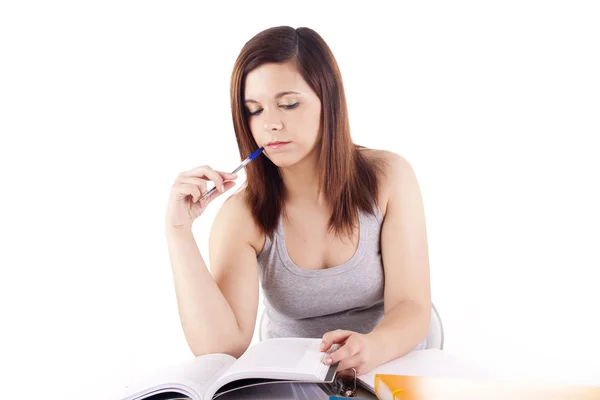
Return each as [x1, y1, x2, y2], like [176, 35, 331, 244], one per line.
[248, 102, 299, 116]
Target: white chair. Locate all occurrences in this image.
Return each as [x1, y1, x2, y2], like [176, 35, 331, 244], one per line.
[259, 303, 444, 350]
[425, 303, 445, 350]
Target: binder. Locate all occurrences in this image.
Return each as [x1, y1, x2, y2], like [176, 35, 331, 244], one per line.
[374, 374, 600, 400]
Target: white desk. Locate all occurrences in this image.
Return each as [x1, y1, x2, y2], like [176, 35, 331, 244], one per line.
[353, 348, 490, 398]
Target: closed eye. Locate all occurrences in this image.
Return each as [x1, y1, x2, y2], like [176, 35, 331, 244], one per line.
[282, 102, 299, 110]
[247, 102, 299, 116]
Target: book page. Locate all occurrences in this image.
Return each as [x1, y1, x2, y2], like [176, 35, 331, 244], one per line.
[120, 354, 236, 400]
[224, 338, 335, 380]
[205, 338, 339, 399]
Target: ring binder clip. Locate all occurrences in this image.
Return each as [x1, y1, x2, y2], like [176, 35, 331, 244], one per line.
[330, 368, 357, 397]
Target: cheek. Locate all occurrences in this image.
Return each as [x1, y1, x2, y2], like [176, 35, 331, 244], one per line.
[292, 107, 320, 134]
[248, 117, 257, 130]
[247, 118, 261, 138]
[302, 110, 321, 141]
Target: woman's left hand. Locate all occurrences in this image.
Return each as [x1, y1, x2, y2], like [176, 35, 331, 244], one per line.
[320, 329, 380, 377]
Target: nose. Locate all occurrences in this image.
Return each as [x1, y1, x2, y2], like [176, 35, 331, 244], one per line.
[267, 121, 282, 131]
[262, 109, 283, 132]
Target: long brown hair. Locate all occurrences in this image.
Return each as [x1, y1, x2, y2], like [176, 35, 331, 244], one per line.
[230, 26, 386, 241]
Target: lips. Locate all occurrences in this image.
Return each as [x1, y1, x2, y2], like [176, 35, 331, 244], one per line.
[266, 141, 291, 149]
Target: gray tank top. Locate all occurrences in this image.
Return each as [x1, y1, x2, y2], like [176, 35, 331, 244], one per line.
[256, 204, 411, 342]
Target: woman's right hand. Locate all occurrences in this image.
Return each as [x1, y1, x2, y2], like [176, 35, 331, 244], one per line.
[166, 165, 238, 231]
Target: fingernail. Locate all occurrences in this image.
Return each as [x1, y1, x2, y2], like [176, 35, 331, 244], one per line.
[325, 357, 332, 365]
[320, 342, 325, 350]
[220, 185, 225, 192]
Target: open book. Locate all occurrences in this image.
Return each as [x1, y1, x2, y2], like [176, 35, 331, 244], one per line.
[120, 338, 344, 400]
[120, 342, 489, 400]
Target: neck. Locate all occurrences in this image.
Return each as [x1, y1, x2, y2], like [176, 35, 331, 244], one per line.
[279, 149, 327, 208]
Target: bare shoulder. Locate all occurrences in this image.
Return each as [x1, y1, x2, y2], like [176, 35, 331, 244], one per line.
[359, 148, 417, 216]
[211, 186, 265, 255]
[369, 148, 414, 177]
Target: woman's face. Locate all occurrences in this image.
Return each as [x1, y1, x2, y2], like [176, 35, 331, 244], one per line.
[243, 61, 322, 168]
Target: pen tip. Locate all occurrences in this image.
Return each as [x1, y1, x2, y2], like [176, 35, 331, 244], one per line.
[248, 146, 265, 160]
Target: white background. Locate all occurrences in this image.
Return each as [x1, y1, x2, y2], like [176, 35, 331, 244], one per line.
[1, 1, 599, 399]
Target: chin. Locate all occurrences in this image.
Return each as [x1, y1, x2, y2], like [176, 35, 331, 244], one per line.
[269, 158, 299, 168]
[265, 153, 303, 169]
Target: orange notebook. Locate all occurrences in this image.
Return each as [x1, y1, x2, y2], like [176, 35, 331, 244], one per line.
[374, 374, 600, 400]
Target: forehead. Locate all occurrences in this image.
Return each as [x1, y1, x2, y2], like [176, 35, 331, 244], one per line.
[244, 62, 309, 99]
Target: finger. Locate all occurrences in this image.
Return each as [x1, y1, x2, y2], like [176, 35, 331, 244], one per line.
[199, 180, 236, 206]
[180, 166, 237, 182]
[179, 168, 231, 193]
[216, 170, 239, 181]
[325, 336, 361, 366]
[176, 176, 235, 200]
[192, 168, 227, 193]
[205, 170, 239, 193]
[173, 179, 209, 204]
[320, 329, 353, 352]
[171, 183, 202, 202]
[176, 177, 208, 194]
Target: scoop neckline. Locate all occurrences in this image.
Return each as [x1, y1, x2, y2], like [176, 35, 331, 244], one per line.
[275, 210, 370, 277]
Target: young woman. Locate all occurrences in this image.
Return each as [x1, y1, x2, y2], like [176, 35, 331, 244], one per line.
[165, 26, 432, 377]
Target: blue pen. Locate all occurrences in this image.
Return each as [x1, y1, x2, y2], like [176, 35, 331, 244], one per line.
[198, 146, 265, 201]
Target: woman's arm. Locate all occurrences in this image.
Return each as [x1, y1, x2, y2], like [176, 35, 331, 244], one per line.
[167, 192, 260, 358]
[320, 152, 432, 375]
[369, 152, 432, 363]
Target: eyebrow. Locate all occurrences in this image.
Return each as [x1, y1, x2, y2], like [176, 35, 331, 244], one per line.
[244, 91, 301, 104]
